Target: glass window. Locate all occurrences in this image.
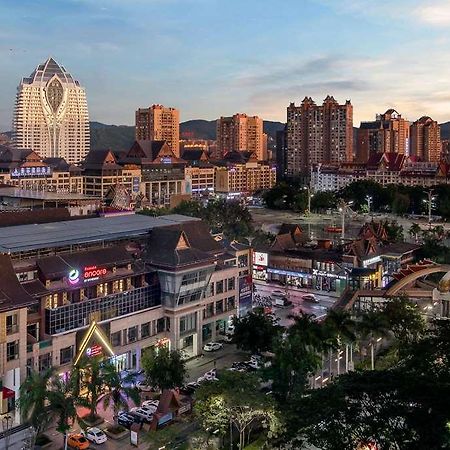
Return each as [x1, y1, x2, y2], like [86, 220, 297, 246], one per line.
[128, 326, 138, 343]
[227, 277, 235, 291]
[60, 346, 74, 364]
[216, 280, 224, 294]
[6, 314, 18, 335]
[7, 341, 19, 361]
[216, 300, 224, 315]
[226, 296, 236, 311]
[180, 313, 197, 334]
[38, 353, 52, 372]
[111, 331, 121, 347]
[141, 322, 150, 339]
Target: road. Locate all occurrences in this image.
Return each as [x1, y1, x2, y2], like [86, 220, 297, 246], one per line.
[254, 281, 338, 326]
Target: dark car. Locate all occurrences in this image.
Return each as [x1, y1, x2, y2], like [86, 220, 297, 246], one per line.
[117, 412, 137, 429]
[179, 382, 200, 395]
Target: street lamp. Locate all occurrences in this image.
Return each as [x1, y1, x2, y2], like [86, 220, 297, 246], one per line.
[303, 186, 313, 213]
[365, 195, 373, 218]
[1, 414, 13, 450]
[423, 189, 436, 227]
[338, 200, 353, 241]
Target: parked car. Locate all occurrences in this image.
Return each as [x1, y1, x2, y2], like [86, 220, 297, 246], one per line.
[302, 294, 319, 303]
[198, 368, 218, 383]
[117, 412, 136, 429]
[67, 434, 90, 450]
[179, 382, 200, 395]
[130, 406, 153, 422]
[203, 342, 223, 352]
[272, 296, 292, 307]
[142, 399, 159, 409]
[136, 380, 157, 392]
[222, 334, 233, 343]
[228, 362, 249, 372]
[82, 427, 107, 445]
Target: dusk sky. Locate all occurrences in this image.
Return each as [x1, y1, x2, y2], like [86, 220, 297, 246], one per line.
[1, 0, 450, 130]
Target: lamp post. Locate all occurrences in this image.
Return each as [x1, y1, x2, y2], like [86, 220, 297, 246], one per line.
[338, 201, 353, 241]
[303, 186, 313, 214]
[365, 195, 373, 218]
[1, 414, 13, 450]
[423, 189, 435, 227]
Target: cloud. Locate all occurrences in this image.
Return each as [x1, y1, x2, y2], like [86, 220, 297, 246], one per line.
[413, 1, 450, 26]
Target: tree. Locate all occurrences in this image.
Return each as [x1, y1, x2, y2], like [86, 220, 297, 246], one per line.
[171, 199, 205, 218]
[384, 220, 404, 242]
[73, 356, 104, 420]
[392, 192, 410, 215]
[310, 191, 336, 212]
[408, 223, 421, 242]
[382, 296, 425, 349]
[195, 372, 282, 449]
[18, 369, 54, 437]
[141, 346, 186, 391]
[102, 364, 141, 424]
[232, 310, 281, 354]
[47, 373, 79, 449]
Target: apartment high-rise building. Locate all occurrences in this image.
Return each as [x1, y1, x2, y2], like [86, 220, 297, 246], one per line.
[135, 105, 180, 157]
[216, 113, 265, 160]
[357, 109, 409, 162]
[12, 57, 90, 163]
[286, 96, 353, 176]
[410, 116, 441, 162]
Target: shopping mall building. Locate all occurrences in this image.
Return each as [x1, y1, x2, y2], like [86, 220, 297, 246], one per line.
[0, 213, 251, 414]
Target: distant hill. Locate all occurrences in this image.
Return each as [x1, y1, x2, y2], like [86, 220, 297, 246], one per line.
[440, 121, 450, 140]
[90, 119, 285, 152]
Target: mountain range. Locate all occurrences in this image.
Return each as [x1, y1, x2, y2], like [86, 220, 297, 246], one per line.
[3, 120, 450, 154]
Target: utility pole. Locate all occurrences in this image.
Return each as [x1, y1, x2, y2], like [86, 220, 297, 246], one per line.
[427, 189, 434, 226]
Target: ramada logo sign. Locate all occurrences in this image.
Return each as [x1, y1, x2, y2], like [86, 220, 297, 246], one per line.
[68, 269, 80, 285]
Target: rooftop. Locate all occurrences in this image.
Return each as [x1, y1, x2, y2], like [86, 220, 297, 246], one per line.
[0, 187, 100, 201]
[0, 213, 199, 254]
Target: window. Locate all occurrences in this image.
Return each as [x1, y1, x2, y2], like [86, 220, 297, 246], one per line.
[141, 322, 150, 339]
[181, 270, 208, 287]
[7, 341, 19, 361]
[128, 326, 138, 343]
[178, 291, 203, 305]
[157, 318, 166, 333]
[215, 300, 224, 315]
[226, 296, 236, 311]
[180, 313, 197, 334]
[207, 283, 214, 297]
[216, 280, 224, 294]
[39, 353, 52, 372]
[227, 277, 235, 291]
[111, 331, 121, 347]
[6, 314, 18, 335]
[60, 346, 74, 364]
[204, 303, 214, 319]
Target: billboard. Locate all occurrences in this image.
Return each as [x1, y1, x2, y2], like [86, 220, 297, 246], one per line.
[253, 252, 268, 267]
[239, 275, 253, 317]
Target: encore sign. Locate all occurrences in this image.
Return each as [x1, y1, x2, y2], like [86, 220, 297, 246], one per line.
[83, 265, 107, 282]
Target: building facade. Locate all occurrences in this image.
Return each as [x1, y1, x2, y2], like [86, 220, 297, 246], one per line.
[357, 109, 409, 162]
[410, 116, 441, 162]
[213, 151, 276, 195]
[135, 105, 180, 157]
[216, 114, 265, 160]
[12, 58, 90, 164]
[0, 214, 251, 415]
[286, 96, 353, 177]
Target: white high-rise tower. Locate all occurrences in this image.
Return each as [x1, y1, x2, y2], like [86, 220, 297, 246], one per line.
[13, 57, 89, 163]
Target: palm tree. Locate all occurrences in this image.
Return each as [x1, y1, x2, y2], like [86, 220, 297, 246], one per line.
[324, 309, 357, 375]
[47, 374, 79, 450]
[408, 223, 421, 242]
[356, 310, 390, 370]
[73, 356, 104, 421]
[288, 312, 327, 352]
[17, 369, 53, 438]
[101, 362, 141, 424]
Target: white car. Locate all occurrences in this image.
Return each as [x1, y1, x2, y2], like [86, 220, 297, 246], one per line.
[82, 427, 107, 444]
[130, 406, 153, 422]
[141, 399, 159, 413]
[136, 380, 155, 392]
[203, 342, 223, 352]
[197, 368, 218, 383]
[302, 294, 319, 303]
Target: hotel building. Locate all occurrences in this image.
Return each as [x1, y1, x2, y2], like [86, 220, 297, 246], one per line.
[0, 213, 251, 414]
[12, 58, 90, 164]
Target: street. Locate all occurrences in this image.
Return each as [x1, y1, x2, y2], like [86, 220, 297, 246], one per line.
[254, 281, 338, 326]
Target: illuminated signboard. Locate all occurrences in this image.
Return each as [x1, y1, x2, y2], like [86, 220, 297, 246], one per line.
[86, 344, 103, 357]
[252, 252, 268, 267]
[83, 265, 107, 282]
[10, 166, 52, 178]
[68, 269, 80, 285]
[362, 256, 381, 268]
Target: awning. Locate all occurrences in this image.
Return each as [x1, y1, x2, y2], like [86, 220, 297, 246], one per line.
[2, 387, 15, 399]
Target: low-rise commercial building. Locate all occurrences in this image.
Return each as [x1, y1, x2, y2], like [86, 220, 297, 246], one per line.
[0, 213, 251, 414]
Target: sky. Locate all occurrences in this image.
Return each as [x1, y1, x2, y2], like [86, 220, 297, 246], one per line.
[1, 0, 450, 130]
